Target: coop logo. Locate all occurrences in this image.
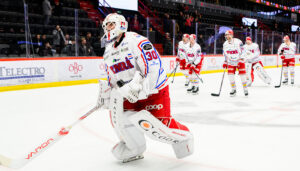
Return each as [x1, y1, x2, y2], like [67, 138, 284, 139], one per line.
[69, 62, 83, 74]
[145, 104, 163, 111]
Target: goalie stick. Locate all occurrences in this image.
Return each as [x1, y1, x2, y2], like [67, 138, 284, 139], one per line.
[0, 105, 100, 169]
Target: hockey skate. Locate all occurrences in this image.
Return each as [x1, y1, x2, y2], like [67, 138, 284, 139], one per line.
[244, 89, 249, 97]
[122, 155, 144, 163]
[192, 87, 199, 95]
[230, 89, 236, 97]
[185, 80, 190, 87]
[291, 79, 294, 85]
[187, 86, 195, 93]
[282, 79, 288, 85]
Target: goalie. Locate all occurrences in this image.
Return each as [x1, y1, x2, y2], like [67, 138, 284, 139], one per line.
[243, 37, 272, 86]
[97, 13, 194, 163]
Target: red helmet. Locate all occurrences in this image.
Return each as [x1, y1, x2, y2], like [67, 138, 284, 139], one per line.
[189, 34, 196, 40]
[283, 35, 290, 40]
[183, 34, 189, 39]
[246, 36, 252, 41]
[225, 30, 234, 35]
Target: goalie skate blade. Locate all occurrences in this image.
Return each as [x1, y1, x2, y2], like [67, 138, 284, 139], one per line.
[122, 155, 144, 163]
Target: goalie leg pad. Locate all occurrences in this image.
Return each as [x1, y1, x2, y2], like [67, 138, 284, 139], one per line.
[129, 110, 194, 158]
[129, 110, 193, 144]
[253, 62, 272, 85]
[172, 136, 194, 159]
[109, 89, 146, 161]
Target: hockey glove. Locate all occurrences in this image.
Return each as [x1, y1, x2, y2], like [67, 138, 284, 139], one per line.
[281, 55, 285, 60]
[118, 72, 143, 103]
[222, 62, 228, 69]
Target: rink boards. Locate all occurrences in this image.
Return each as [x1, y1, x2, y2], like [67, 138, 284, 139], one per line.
[0, 54, 299, 91]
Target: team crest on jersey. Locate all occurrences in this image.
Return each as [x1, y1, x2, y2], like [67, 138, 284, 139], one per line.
[110, 57, 134, 74]
[226, 50, 238, 54]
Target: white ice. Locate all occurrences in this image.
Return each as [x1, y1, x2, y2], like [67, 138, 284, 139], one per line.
[0, 67, 300, 171]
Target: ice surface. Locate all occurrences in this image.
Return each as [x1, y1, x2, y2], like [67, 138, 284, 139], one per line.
[0, 67, 300, 171]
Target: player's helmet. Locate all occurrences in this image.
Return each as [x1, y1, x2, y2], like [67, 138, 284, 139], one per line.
[283, 35, 290, 41]
[183, 34, 189, 39]
[189, 34, 196, 40]
[102, 13, 128, 41]
[246, 37, 252, 41]
[225, 30, 234, 36]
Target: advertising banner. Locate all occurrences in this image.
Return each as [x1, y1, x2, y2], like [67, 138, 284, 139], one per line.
[0, 55, 299, 87]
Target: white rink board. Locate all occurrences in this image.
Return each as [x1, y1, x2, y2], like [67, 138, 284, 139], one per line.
[0, 55, 299, 87]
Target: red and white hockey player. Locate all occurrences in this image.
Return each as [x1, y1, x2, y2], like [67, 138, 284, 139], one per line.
[97, 13, 194, 163]
[185, 34, 204, 94]
[277, 35, 297, 85]
[222, 30, 248, 96]
[176, 34, 190, 87]
[243, 37, 271, 86]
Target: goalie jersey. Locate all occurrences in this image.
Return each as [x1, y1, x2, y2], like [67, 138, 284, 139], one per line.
[103, 32, 167, 95]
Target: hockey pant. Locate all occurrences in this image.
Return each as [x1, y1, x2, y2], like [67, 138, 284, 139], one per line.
[109, 86, 194, 161]
[282, 58, 295, 81]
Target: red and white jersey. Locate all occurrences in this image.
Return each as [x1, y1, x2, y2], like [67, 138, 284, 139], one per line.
[177, 41, 189, 60]
[185, 43, 202, 65]
[223, 38, 244, 66]
[277, 42, 296, 59]
[103, 32, 167, 93]
[243, 43, 260, 63]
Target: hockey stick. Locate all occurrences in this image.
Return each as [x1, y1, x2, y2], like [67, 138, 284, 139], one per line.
[0, 105, 100, 169]
[194, 72, 204, 84]
[211, 70, 226, 96]
[171, 63, 179, 83]
[275, 50, 284, 88]
[274, 63, 283, 88]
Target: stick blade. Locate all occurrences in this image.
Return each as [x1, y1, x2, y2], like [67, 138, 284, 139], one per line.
[274, 85, 281, 88]
[0, 154, 26, 169]
[0, 154, 11, 167]
[211, 93, 220, 97]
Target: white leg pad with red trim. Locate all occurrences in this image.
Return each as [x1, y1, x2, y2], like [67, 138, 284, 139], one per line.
[129, 110, 194, 158]
[253, 63, 271, 85]
[109, 89, 146, 161]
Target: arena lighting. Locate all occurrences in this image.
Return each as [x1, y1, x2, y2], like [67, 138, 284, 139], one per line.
[249, 0, 300, 14]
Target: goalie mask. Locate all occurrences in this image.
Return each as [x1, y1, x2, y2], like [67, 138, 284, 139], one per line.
[102, 13, 128, 41]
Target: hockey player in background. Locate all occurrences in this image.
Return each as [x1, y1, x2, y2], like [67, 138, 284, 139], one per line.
[97, 13, 194, 163]
[176, 34, 190, 87]
[277, 35, 297, 85]
[185, 34, 204, 94]
[243, 37, 271, 86]
[222, 30, 248, 97]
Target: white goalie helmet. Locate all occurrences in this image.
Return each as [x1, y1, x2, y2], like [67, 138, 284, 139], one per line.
[102, 13, 128, 41]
